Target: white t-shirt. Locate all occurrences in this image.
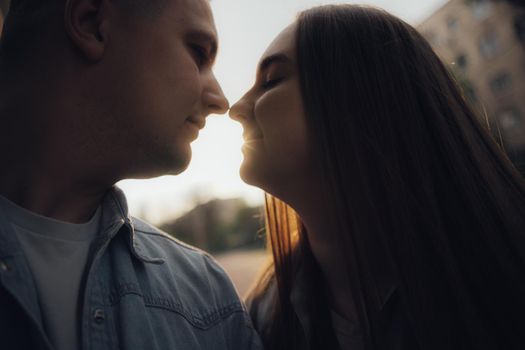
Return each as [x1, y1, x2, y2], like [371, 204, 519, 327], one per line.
[0, 195, 101, 350]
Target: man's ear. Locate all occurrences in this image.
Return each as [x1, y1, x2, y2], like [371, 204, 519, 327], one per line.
[64, 0, 108, 61]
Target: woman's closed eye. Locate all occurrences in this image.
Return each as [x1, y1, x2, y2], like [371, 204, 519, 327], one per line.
[261, 77, 284, 90]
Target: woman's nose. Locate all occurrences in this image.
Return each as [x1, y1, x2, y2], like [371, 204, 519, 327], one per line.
[229, 97, 251, 123]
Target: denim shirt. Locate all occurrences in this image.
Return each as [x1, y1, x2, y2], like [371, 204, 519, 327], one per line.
[0, 187, 263, 350]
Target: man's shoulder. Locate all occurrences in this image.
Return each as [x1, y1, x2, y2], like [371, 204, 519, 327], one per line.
[131, 216, 208, 256]
[129, 216, 241, 306]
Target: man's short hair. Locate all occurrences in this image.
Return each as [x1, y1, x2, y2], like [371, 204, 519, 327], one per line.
[0, 0, 168, 60]
[0, 0, 58, 60]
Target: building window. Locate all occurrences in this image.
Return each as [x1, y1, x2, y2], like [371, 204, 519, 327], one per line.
[447, 17, 459, 32]
[489, 73, 512, 95]
[479, 31, 500, 59]
[515, 15, 525, 44]
[497, 108, 522, 135]
[455, 54, 468, 70]
[470, 0, 492, 20]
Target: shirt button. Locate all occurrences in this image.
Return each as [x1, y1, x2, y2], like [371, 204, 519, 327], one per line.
[0, 260, 8, 272]
[93, 309, 106, 324]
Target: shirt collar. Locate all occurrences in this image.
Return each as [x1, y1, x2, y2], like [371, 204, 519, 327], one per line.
[0, 186, 164, 264]
[99, 186, 165, 265]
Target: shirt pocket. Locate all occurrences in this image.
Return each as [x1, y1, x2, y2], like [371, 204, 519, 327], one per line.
[107, 281, 245, 349]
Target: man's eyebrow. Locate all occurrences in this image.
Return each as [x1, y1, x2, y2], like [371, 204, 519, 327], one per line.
[258, 53, 291, 73]
[186, 30, 218, 60]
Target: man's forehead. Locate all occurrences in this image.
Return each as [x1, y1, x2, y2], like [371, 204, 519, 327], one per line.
[175, 0, 215, 26]
[174, 0, 217, 39]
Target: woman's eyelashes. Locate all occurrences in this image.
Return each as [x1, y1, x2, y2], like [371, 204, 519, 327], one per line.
[261, 77, 284, 90]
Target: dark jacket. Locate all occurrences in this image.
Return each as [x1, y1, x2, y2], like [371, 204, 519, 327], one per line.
[248, 267, 419, 350]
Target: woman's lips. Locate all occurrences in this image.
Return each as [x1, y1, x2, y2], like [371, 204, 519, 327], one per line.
[186, 116, 206, 130]
[244, 137, 264, 142]
[242, 134, 264, 153]
[242, 130, 264, 142]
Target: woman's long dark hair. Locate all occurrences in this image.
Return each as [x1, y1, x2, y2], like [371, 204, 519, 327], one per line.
[248, 4, 525, 350]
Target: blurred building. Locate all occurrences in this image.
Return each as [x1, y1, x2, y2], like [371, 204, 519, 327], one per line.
[418, 0, 525, 169]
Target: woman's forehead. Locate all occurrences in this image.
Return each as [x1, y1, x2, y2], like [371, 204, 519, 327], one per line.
[260, 24, 297, 62]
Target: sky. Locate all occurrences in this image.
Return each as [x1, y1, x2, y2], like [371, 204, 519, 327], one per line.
[118, 0, 448, 225]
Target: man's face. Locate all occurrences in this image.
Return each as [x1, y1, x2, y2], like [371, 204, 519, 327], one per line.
[98, 0, 228, 178]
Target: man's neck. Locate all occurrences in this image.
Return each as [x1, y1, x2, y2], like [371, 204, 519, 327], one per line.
[0, 169, 110, 224]
[0, 78, 117, 224]
[0, 117, 112, 224]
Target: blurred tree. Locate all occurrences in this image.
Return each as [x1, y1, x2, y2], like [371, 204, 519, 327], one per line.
[160, 198, 265, 253]
[499, 0, 524, 8]
[464, 0, 524, 10]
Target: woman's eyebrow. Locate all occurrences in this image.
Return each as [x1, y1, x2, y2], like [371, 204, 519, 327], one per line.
[258, 53, 291, 73]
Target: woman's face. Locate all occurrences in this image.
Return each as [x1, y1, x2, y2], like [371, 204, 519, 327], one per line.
[229, 24, 313, 196]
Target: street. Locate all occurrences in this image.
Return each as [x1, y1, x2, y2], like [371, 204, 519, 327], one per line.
[214, 249, 269, 297]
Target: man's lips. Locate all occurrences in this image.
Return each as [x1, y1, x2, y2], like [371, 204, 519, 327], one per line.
[186, 116, 206, 130]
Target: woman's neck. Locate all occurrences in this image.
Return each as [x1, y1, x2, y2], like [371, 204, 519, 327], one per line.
[305, 219, 359, 323]
[288, 191, 359, 323]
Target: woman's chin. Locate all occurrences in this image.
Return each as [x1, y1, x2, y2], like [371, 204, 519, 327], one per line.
[239, 161, 257, 185]
[239, 160, 268, 188]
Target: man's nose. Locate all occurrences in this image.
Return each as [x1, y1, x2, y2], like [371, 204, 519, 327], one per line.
[203, 74, 229, 116]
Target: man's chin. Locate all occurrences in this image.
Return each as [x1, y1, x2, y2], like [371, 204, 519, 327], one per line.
[130, 147, 192, 179]
[165, 159, 191, 176]
[157, 153, 192, 176]
[168, 146, 192, 174]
